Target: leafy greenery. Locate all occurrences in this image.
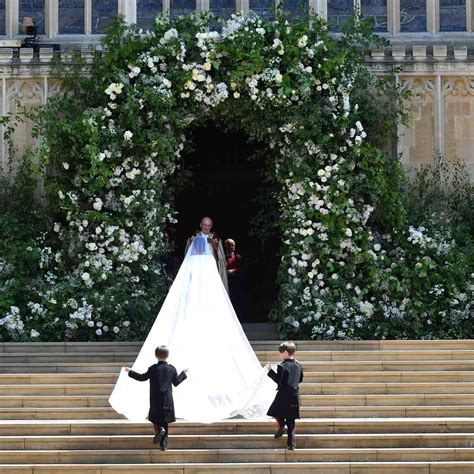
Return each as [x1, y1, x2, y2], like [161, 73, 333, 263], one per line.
[0, 11, 472, 341]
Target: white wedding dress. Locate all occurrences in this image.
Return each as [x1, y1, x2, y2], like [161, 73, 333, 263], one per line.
[109, 235, 275, 423]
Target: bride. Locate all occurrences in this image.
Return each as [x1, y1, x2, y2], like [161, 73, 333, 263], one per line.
[109, 234, 274, 423]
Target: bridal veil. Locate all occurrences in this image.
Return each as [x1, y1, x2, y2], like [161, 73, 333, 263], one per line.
[109, 235, 274, 423]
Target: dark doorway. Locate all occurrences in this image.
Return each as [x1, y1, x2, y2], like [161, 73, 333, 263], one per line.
[171, 124, 279, 322]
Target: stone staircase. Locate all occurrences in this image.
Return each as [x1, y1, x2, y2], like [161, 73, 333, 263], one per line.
[2, 339, 474, 473]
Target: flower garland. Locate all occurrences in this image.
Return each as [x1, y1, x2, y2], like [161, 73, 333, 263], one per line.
[1, 12, 472, 341]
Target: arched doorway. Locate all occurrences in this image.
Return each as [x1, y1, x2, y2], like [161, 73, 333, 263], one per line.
[172, 124, 280, 322]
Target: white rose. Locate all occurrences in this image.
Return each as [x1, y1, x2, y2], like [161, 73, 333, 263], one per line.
[93, 199, 103, 211]
[374, 244, 381, 252]
[124, 131, 133, 141]
[62, 162, 69, 170]
[81, 272, 91, 282]
[95, 329, 102, 336]
[298, 35, 308, 48]
[54, 223, 61, 233]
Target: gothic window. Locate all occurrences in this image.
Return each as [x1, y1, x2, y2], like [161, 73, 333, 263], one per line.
[209, 0, 235, 20]
[0, 0, 5, 35]
[400, 0, 427, 31]
[361, 0, 387, 32]
[170, 0, 196, 18]
[439, 0, 466, 31]
[92, 0, 118, 34]
[328, 0, 354, 30]
[281, 0, 308, 19]
[137, 0, 163, 29]
[58, 0, 85, 34]
[249, 0, 275, 19]
[19, 0, 45, 35]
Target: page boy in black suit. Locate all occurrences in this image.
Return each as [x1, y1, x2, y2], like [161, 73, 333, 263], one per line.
[266, 341, 304, 450]
[125, 345, 187, 450]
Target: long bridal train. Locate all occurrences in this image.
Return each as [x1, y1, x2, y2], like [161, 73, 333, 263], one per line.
[109, 235, 275, 423]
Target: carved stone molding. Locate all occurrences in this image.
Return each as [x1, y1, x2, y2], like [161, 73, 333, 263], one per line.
[442, 78, 474, 96]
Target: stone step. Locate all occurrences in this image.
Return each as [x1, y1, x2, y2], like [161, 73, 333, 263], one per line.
[0, 353, 136, 363]
[4, 340, 474, 353]
[0, 374, 118, 384]
[2, 418, 474, 436]
[0, 363, 124, 374]
[301, 382, 474, 395]
[0, 396, 110, 408]
[4, 370, 474, 385]
[0, 461, 474, 474]
[5, 432, 474, 450]
[4, 381, 474, 397]
[6, 360, 474, 374]
[306, 371, 474, 383]
[275, 361, 474, 372]
[4, 406, 474, 420]
[4, 393, 474, 409]
[3, 340, 474, 473]
[4, 349, 474, 364]
[4, 447, 474, 463]
[0, 384, 115, 396]
[0, 407, 119, 420]
[263, 350, 474, 361]
[304, 394, 474, 406]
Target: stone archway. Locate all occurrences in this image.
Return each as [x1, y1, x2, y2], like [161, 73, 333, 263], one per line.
[172, 123, 280, 322]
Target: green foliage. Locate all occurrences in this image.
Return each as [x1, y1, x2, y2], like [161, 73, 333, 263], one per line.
[0, 11, 472, 341]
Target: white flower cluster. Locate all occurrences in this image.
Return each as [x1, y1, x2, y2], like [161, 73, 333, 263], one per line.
[105, 83, 124, 100]
[408, 226, 453, 254]
[0, 306, 24, 335]
[69, 299, 93, 322]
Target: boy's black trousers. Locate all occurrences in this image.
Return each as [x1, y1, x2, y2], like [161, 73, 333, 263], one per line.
[276, 418, 296, 447]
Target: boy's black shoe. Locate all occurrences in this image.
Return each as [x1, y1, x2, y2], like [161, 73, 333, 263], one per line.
[274, 427, 286, 439]
[287, 445, 295, 450]
[153, 427, 166, 445]
[160, 435, 168, 451]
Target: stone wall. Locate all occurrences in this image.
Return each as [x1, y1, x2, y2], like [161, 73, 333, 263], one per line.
[368, 44, 474, 180]
[0, 44, 474, 180]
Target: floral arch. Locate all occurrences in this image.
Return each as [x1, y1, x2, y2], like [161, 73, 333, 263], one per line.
[1, 12, 472, 342]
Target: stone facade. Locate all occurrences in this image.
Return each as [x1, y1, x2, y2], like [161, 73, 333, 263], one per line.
[0, 0, 473, 179]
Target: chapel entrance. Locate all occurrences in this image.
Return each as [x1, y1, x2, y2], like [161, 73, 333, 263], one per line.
[172, 124, 280, 322]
